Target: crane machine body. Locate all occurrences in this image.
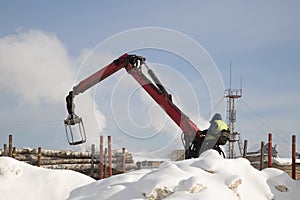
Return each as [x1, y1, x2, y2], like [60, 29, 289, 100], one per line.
[64, 54, 228, 158]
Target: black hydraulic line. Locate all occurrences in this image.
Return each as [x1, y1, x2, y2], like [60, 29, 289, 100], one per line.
[147, 69, 168, 94]
[143, 63, 168, 95]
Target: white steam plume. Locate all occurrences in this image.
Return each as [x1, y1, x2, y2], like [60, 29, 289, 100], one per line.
[0, 30, 105, 149]
[0, 30, 72, 104]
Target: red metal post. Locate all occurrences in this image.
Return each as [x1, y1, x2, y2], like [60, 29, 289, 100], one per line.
[9, 134, 13, 157]
[122, 147, 126, 173]
[100, 136, 104, 179]
[108, 136, 112, 177]
[37, 147, 42, 167]
[292, 135, 296, 180]
[268, 133, 272, 168]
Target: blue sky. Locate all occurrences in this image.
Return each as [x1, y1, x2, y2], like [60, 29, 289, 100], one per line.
[0, 1, 299, 157]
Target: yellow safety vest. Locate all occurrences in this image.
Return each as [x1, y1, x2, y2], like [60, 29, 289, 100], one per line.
[215, 120, 228, 133]
[206, 120, 228, 140]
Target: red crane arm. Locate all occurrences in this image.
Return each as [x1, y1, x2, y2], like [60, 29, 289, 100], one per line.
[72, 54, 135, 95]
[125, 63, 200, 136]
[67, 53, 201, 155]
[72, 53, 199, 135]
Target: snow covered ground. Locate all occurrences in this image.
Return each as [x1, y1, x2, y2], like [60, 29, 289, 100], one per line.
[1, 150, 299, 200]
[273, 157, 300, 165]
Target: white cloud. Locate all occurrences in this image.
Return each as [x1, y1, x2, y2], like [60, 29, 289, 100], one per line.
[0, 30, 73, 105]
[0, 30, 106, 149]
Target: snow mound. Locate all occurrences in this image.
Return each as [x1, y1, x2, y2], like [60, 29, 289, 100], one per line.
[68, 150, 300, 200]
[0, 157, 95, 200]
[1, 150, 300, 200]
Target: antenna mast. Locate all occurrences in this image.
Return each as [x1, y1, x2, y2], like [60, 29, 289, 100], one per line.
[224, 65, 242, 158]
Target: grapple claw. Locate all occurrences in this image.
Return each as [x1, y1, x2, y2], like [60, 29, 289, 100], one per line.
[64, 116, 86, 145]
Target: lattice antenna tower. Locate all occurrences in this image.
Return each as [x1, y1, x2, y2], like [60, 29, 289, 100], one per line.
[224, 64, 242, 158]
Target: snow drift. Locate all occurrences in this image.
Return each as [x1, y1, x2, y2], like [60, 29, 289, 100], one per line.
[1, 150, 299, 200]
[0, 156, 95, 199]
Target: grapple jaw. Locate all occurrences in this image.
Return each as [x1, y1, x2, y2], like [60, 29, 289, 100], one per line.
[64, 116, 86, 145]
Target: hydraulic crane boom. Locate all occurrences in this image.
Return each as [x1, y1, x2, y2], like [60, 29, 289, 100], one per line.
[65, 53, 203, 158]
